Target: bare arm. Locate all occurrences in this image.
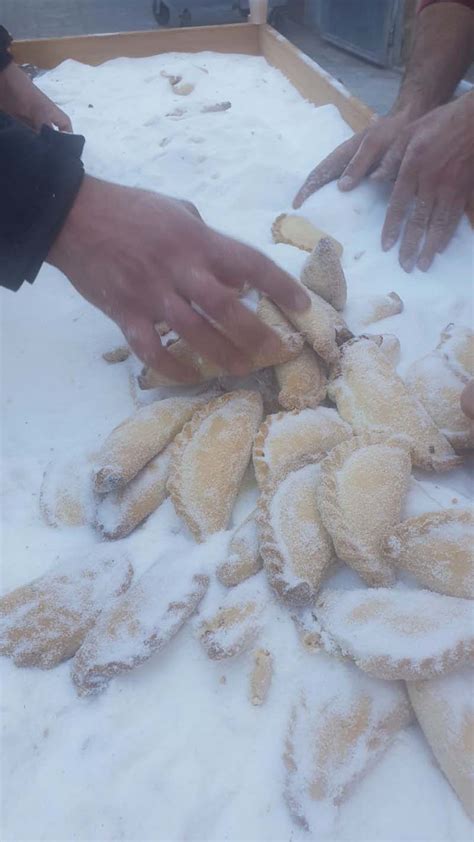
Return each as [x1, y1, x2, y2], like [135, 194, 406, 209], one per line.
[294, 1, 474, 204]
[394, 1, 474, 118]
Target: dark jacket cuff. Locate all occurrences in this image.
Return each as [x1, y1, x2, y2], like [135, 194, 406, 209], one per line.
[0, 113, 85, 291]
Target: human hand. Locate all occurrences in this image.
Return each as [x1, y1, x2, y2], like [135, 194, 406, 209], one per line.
[293, 110, 412, 209]
[48, 176, 310, 383]
[0, 62, 72, 131]
[371, 92, 474, 272]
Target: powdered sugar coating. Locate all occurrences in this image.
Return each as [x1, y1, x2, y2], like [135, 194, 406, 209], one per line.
[216, 509, 262, 587]
[328, 337, 460, 471]
[317, 431, 411, 586]
[96, 444, 172, 540]
[168, 390, 263, 541]
[383, 508, 474, 599]
[72, 559, 209, 695]
[253, 406, 352, 489]
[317, 587, 474, 680]
[259, 462, 334, 607]
[196, 576, 266, 659]
[93, 396, 205, 493]
[0, 548, 133, 669]
[284, 656, 411, 832]
[407, 668, 474, 820]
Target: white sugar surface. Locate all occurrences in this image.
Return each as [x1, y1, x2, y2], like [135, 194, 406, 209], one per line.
[1, 50, 473, 841]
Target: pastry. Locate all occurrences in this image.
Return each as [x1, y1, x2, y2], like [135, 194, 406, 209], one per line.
[357, 292, 404, 326]
[382, 508, 474, 599]
[300, 237, 347, 310]
[275, 345, 328, 411]
[197, 578, 266, 659]
[40, 453, 95, 528]
[272, 213, 343, 256]
[138, 324, 303, 388]
[407, 668, 474, 819]
[93, 395, 205, 493]
[168, 391, 263, 541]
[0, 549, 133, 669]
[406, 327, 474, 451]
[316, 431, 411, 586]
[249, 648, 273, 705]
[259, 462, 334, 607]
[72, 561, 208, 695]
[281, 287, 352, 367]
[284, 657, 411, 832]
[253, 406, 352, 489]
[96, 445, 172, 540]
[328, 337, 460, 471]
[216, 510, 262, 587]
[316, 587, 474, 680]
[102, 345, 130, 363]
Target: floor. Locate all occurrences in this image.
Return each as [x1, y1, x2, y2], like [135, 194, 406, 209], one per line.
[3, 0, 403, 114]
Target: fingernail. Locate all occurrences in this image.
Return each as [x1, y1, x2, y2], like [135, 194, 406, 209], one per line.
[400, 256, 415, 274]
[382, 236, 396, 252]
[338, 176, 353, 190]
[417, 256, 430, 272]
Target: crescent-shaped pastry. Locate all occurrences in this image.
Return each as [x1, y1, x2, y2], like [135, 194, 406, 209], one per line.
[328, 337, 460, 471]
[249, 648, 273, 705]
[253, 406, 352, 490]
[382, 509, 474, 599]
[284, 657, 411, 832]
[0, 550, 133, 669]
[275, 345, 328, 411]
[316, 432, 411, 586]
[96, 445, 172, 540]
[437, 323, 474, 380]
[258, 462, 334, 607]
[316, 587, 474, 680]
[138, 321, 303, 389]
[356, 292, 404, 326]
[72, 561, 209, 696]
[406, 337, 474, 452]
[216, 510, 262, 587]
[256, 295, 304, 353]
[300, 237, 347, 310]
[196, 578, 266, 659]
[282, 287, 353, 367]
[364, 333, 401, 366]
[168, 390, 263, 541]
[407, 669, 474, 820]
[93, 395, 206, 494]
[272, 213, 343, 256]
[40, 453, 95, 528]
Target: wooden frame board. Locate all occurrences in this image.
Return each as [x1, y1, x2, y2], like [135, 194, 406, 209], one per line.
[11, 22, 474, 222]
[12, 23, 372, 133]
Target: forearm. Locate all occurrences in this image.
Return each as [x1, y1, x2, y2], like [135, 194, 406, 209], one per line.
[392, 2, 474, 120]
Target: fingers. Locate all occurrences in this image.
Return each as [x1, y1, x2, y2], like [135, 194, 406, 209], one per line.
[159, 289, 250, 375]
[417, 197, 465, 271]
[370, 133, 411, 184]
[381, 157, 417, 253]
[398, 191, 435, 273]
[183, 271, 284, 359]
[53, 108, 73, 132]
[121, 315, 196, 383]
[293, 133, 364, 208]
[208, 232, 310, 312]
[337, 129, 389, 191]
[177, 198, 203, 221]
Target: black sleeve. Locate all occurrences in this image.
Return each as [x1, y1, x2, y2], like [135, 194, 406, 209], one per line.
[0, 113, 85, 291]
[0, 25, 13, 71]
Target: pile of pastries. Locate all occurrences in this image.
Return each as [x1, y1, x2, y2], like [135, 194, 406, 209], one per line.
[1, 214, 473, 831]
